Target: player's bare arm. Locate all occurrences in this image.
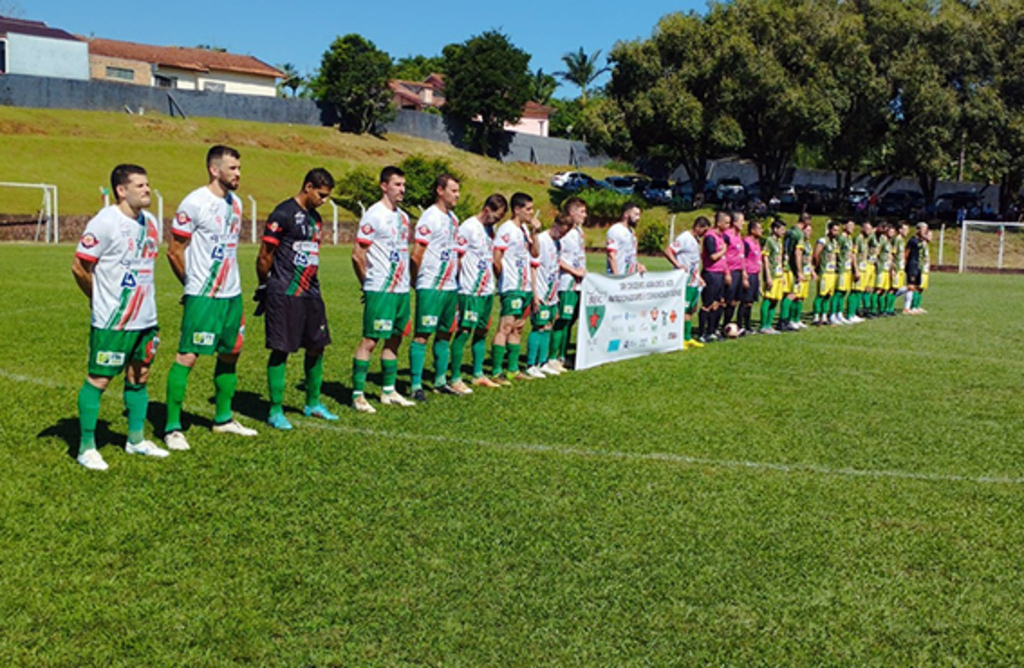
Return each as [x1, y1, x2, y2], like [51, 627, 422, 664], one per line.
[352, 243, 369, 286]
[607, 249, 619, 274]
[409, 241, 427, 284]
[168, 233, 190, 285]
[256, 241, 275, 284]
[493, 247, 505, 279]
[71, 255, 95, 300]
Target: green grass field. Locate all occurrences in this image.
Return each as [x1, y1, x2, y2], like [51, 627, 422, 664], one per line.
[3, 242, 1024, 665]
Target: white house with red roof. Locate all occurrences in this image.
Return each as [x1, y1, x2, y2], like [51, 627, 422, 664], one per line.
[0, 16, 89, 80]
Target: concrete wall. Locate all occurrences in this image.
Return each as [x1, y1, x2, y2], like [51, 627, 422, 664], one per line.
[6, 34, 88, 80]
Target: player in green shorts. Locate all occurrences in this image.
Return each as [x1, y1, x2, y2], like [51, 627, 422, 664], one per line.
[350, 166, 416, 413]
[492, 193, 542, 383]
[665, 216, 710, 348]
[552, 197, 588, 369]
[525, 214, 572, 377]
[71, 164, 169, 470]
[409, 174, 463, 401]
[164, 145, 258, 452]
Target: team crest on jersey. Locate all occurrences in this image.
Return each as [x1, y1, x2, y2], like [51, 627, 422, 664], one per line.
[80, 233, 99, 249]
[586, 305, 606, 337]
[176, 211, 191, 225]
[457, 235, 467, 246]
[502, 233, 510, 243]
[267, 221, 281, 233]
[418, 225, 430, 237]
[361, 224, 373, 235]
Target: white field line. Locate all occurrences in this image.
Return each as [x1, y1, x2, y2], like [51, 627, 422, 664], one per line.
[4, 367, 1023, 486]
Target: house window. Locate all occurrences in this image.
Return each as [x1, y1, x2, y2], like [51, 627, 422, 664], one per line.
[0, 39, 6, 74]
[203, 81, 226, 93]
[155, 75, 176, 89]
[105, 66, 135, 81]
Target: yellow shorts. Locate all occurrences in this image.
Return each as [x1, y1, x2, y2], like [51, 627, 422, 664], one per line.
[894, 270, 907, 290]
[762, 274, 786, 301]
[921, 273, 929, 291]
[837, 271, 853, 293]
[798, 277, 811, 300]
[783, 271, 795, 294]
[875, 270, 891, 291]
[818, 272, 837, 297]
[856, 265, 876, 291]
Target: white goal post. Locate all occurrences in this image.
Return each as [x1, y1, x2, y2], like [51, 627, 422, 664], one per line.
[0, 182, 60, 243]
[958, 220, 1024, 273]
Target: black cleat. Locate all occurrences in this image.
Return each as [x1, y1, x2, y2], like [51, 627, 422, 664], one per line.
[412, 389, 428, 403]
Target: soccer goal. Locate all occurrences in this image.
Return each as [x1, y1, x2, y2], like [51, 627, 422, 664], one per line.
[958, 220, 1024, 273]
[0, 182, 60, 243]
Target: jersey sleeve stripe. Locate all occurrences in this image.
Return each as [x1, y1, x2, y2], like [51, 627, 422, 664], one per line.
[75, 252, 99, 263]
[261, 236, 281, 246]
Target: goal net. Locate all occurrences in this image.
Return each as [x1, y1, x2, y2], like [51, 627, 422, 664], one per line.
[958, 220, 1024, 273]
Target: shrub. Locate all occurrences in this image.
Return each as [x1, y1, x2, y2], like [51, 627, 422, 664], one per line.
[637, 220, 668, 255]
[550, 187, 644, 225]
[333, 166, 379, 216]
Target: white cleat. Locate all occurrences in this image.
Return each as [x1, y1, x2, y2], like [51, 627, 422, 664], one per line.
[381, 391, 415, 407]
[126, 439, 170, 457]
[449, 380, 474, 395]
[540, 361, 562, 376]
[526, 366, 547, 379]
[164, 431, 190, 451]
[352, 395, 377, 414]
[211, 419, 258, 437]
[76, 448, 108, 471]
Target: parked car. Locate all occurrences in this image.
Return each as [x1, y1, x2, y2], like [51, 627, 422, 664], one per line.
[562, 172, 605, 192]
[848, 187, 870, 207]
[605, 175, 647, 196]
[643, 179, 673, 206]
[879, 189, 925, 217]
[716, 177, 746, 204]
[550, 171, 595, 190]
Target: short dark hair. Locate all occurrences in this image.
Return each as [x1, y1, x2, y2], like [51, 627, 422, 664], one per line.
[747, 219, 762, 235]
[799, 212, 812, 224]
[304, 167, 335, 190]
[715, 210, 733, 225]
[827, 220, 840, 231]
[621, 201, 640, 216]
[206, 145, 240, 167]
[434, 173, 458, 193]
[771, 219, 786, 232]
[562, 196, 586, 213]
[693, 216, 710, 229]
[483, 193, 508, 213]
[380, 166, 405, 184]
[510, 192, 532, 212]
[110, 164, 147, 202]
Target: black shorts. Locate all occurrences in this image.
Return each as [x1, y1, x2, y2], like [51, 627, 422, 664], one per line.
[906, 271, 922, 287]
[726, 269, 744, 301]
[702, 271, 726, 306]
[740, 274, 760, 303]
[264, 293, 331, 353]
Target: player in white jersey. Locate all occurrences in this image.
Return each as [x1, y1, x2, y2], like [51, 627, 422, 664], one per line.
[525, 215, 572, 377]
[409, 174, 462, 401]
[71, 164, 169, 470]
[491, 192, 541, 383]
[164, 146, 257, 451]
[450, 194, 509, 391]
[551, 197, 588, 371]
[350, 166, 415, 413]
[606, 202, 647, 276]
[665, 216, 710, 349]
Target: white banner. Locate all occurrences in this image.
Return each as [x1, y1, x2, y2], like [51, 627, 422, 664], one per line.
[575, 270, 687, 371]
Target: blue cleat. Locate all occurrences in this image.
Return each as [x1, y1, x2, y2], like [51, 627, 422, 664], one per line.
[304, 403, 339, 421]
[268, 413, 293, 430]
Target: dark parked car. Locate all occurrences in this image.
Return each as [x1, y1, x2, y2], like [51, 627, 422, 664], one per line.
[643, 179, 673, 206]
[879, 189, 926, 217]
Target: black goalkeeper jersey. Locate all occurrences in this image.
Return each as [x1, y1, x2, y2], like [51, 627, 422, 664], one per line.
[263, 198, 324, 298]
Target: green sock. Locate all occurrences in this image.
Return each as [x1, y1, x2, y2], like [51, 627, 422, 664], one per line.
[78, 381, 104, 452]
[526, 331, 542, 366]
[492, 344, 507, 375]
[913, 292, 922, 309]
[684, 319, 693, 341]
[165, 362, 191, 433]
[409, 341, 427, 391]
[779, 298, 792, 324]
[812, 296, 823, 316]
[551, 325, 566, 358]
[267, 352, 288, 418]
[213, 360, 237, 424]
[472, 336, 487, 378]
[304, 353, 323, 407]
[123, 382, 148, 444]
[561, 322, 572, 358]
[831, 293, 843, 315]
[791, 301, 801, 324]
[847, 292, 861, 318]
[760, 300, 771, 329]
[888, 293, 897, 312]
[451, 330, 470, 382]
[507, 343, 521, 372]
[767, 303, 777, 327]
[381, 358, 398, 393]
[433, 339, 450, 388]
[352, 358, 370, 397]
[539, 331, 552, 364]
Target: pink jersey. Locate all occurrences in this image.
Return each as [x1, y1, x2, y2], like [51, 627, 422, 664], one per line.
[724, 227, 744, 271]
[743, 235, 762, 275]
[702, 229, 728, 273]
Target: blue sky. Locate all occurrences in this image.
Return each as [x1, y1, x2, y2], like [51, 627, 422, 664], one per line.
[18, 0, 703, 96]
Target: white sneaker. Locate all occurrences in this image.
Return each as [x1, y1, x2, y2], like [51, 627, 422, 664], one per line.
[211, 419, 258, 437]
[77, 448, 108, 471]
[549, 359, 566, 372]
[353, 395, 377, 414]
[526, 366, 546, 379]
[540, 361, 562, 376]
[164, 431, 190, 451]
[848, 315, 864, 324]
[125, 439, 170, 458]
[381, 391, 415, 407]
[449, 380, 474, 395]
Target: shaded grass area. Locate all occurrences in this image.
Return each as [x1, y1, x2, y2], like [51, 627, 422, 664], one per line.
[3, 245, 1024, 664]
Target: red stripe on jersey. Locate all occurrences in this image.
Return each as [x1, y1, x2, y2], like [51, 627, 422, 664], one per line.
[75, 252, 98, 263]
[261, 236, 281, 246]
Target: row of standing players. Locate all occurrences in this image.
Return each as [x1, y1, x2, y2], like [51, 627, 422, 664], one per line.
[664, 210, 932, 346]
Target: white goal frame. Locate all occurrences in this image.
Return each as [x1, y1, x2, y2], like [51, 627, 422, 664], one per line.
[958, 220, 1024, 273]
[0, 182, 60, 243]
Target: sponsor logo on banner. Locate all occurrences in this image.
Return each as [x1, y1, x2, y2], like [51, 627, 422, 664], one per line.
[607, 339, 621, 352]
[586, 305, 606, 337]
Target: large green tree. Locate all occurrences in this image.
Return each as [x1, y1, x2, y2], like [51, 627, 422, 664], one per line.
[556, 47, 610, 104]
[311, 34, 395, 134]
[441, 31, 532, 155]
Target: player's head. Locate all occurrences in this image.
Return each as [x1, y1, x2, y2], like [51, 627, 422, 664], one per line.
[731, 210, 745, 229]
[916, 222, 929, 238]
[480, 193, 508, 226]
[799, 212, 812, 233]
[715, 210, 732, 230]
[771, 219, 785, 237]
[621, 202, 641, 226]
[899, 220, 910, 236]
[748, 219, 763, 238]
[861, 220, 874, 235]
[843, 219, 855, 234]
[434, 174, 460, 210]
[562, 196, 587, 227]
[206, 145, 241, 191]
[510, 192, 534, 222]
[886, 222, 896, 238]
[379, 166, 405, 204]
[827, 220, 840, 237]
[110, 164, 150, 210]
[693, 216, 710, 237]
[875, 221, 887, 236]
[300, 167, 335, 210]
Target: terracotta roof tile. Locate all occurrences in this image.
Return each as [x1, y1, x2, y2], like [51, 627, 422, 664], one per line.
[86, 37, 283, 78]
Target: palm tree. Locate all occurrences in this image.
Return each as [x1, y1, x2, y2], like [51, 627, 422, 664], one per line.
[277, 63, 303, 98]
[529, 68, 558, 105]
[555, 47, 610, 105]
